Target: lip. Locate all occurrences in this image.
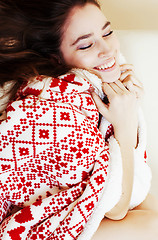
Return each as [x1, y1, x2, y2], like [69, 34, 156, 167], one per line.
[93, 57, 116, 72]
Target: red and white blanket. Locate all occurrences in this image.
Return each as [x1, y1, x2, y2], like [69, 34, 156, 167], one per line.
[0, 68, 151, 240]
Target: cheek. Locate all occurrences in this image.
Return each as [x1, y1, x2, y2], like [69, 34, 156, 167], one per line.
[67, 52, 94, 69]
[60, 39, 93, 68]
[76, 53, 94, 67]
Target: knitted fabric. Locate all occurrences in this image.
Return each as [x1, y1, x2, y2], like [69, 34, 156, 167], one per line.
[0, 69, 151, 240]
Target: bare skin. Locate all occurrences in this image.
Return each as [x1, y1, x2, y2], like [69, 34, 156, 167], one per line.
[91, 66, 158, 239]
[59, 2, 158, 236]
[92, 194, 158, 240]
[91, 66, 139, 220]
[0, 111, 7, 120]
[0, 2, 158, 239]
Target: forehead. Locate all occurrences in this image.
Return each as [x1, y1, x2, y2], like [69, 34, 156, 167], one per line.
[62, 3, 108, 40]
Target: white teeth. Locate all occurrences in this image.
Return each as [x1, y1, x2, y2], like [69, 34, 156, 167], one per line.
[96, 58, 115, 70]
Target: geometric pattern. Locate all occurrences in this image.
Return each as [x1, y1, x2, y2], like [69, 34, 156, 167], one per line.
[0, 72, 148, 239]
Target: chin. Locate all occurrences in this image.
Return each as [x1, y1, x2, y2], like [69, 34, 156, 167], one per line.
[92, 61, 121, 83]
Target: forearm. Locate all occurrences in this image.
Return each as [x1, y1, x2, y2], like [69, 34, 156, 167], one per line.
[105, 139, 134, 220]
[91, 77, 140, 220]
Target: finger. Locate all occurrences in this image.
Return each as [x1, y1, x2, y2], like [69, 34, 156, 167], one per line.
[132, 77, 143, 88]
[109, 80, 129, 95]
[122, 75, 144, 98]
[120, 70, 135, 81]
[129, 85, 144, 99]
[91, 91, 109, 117]
[120, 64, 134, 72]
[114, 80, 129, 92]
[109, 82, 123, 94]
[120, 71, 143, 89]
[120, 64, 143, 88]
[123, 79, 134, 91]
[0, 111, 7, 120]
[102, 82, 116, 99]
[123, 74, 143, 89]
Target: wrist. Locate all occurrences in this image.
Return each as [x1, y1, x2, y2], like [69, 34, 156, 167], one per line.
[114, 126, 138, 149]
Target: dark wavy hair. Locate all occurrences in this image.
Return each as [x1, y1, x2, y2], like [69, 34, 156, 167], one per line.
[0, 0, 100, 100]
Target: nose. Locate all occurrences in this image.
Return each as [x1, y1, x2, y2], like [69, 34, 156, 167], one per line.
[97, 39, 112, 58]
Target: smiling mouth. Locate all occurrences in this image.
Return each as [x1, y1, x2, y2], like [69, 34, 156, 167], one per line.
[94, 58, 116, 71]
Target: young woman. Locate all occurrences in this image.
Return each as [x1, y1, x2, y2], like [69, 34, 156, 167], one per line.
[0, 0, 158, 239]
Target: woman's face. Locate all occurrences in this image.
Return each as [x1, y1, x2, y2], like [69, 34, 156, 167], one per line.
[60, 3, 121, 83]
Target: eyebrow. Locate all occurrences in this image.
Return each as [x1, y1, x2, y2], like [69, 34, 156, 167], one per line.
[71, 21, 111, 46]
[102, 21, 111, 30]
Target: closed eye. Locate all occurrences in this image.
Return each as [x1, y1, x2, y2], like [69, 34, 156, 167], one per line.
[78, 30, 113, 50]
[103, 30, 113, 37]
[78, 43, 93, 50]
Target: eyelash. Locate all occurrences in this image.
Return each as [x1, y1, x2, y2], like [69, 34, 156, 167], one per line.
[79, 30, 113, 50]
[103, 30, 113, 38]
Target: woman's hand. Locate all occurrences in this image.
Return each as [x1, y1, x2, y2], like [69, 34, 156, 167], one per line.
[91, 64, 143, 219]
[120, 64, 144, 100]
[91, 79, 138, 219]
[91, 80, 138, 147]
